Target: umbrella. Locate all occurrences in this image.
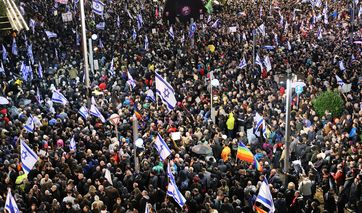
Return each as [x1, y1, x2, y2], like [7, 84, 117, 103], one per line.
[192, 144, 213, 155]
[0, 96, 9, 105]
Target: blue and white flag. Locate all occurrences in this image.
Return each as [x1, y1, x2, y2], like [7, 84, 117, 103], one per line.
[36, 87, 41, 104]
[169, 26, 174, 40]
[98, 38, 104, 49]
[257, 24, 266, 37]
[29, 19, 35, 34]
[76, 31, 80, 46]
[154, 133, 172, 161]
[144, 35, 149, 50]
[27, 44, 34, 64]
[145, 203, 151, 213]
[339, 60, 346, 71]
[92, 0, 105, 15]
[167, 163, 186, 207]
[12, 38, 18, 56]
[256, 178, 275, 212]
[132, 28, 137, 40]
[24, 115, 35, 133]
[20, 140, 38, 174]
[255, 54, 263, 69]
[274, 33, 279, 46]
[264, 55, 272, 71]
[127, 71, 136, 89]
[287, 40, 292, 50]
[2, 44, 8, 61]
[146, 89, 155, 102]
[238, 57, 247, 69]
[116, 15, 121, 28]
[70, 136, 76, 151]
[0, 61, 5, 75]
[336, 75, 345, 87]
[79, 106, 89, 119]
[137, 14, 143, 30]
[211, 19, 220, 28]
[254, 113, 266, 138]
[5, 190, 20, 213]
[155, 72, 177, 111]
[96, 22, 106, 30]
[38, 63, 43, 78]
[20, 61, 29, 81]
[52, 90, 68, 105]
[90, 104, 106, 123]
[45, 31, 58, 38]
[109, 58, 115, 76]
[189, 23, 197, 38]
[317, 26, 323, 40]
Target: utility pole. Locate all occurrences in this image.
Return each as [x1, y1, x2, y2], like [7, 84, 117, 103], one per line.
[133, 117, 140, 173]
[284, 66, 292, 173]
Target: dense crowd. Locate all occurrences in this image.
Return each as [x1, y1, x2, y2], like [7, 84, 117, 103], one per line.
[0, 0, 361, 212]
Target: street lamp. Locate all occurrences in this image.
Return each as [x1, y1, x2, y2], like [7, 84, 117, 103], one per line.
[284, 66, 292, 173]
[89, 34, 98, 74]
[79, 0, 90, 89]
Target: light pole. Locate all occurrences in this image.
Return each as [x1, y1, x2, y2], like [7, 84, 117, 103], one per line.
[89, 34, 98, 75]
[132, 117, 140, 173]
[79, 0, 90, 89]
[284, 66, 292, 173]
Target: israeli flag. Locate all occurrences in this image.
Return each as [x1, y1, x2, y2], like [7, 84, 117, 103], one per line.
[211, 19, 220, 28]
[339, 60, 346, 71]
[169, 26, 174, 39]
[70, 136, 76, 151]
[45, 31, 58, 38]
[52, 90, 69, 105]
[0, 61, 5, 75]
[264, 55, 272, 71]
[256, 178, 275, 212]
[145, 203, 151, 213]
[5, 190, 20, 213]
[90, 104, 106, 123]
[105, 169, 113, 185]
[287, 40, 292, 50]
[274, 33, 279, 46]
[29, 19, 35, 34]
[317, 26, 323, 40]
[254, 112, 266, 138]
[20, 61, 28, 81]
[92, 0, 105, 15]
[98, 38, 104, 49]
[257, 24, 266, 37]
[167, 164, 186, 207]
[132, 28, 137, 40]
[2, 44, 8, 61]
[155, 72, 177, 111]
[36, 87, 42, 104]
[256, 54, 263, 69]
[79, 106, 89, 119]
[12, 38, 18, 56]
[137, 14, 143, 30]
[38, 63, 43, 78]
[146, 89, 155, 102]
[238, 57, 247, 69]
[127, 71, 136, 89]
[336, 75, 345, 86]
[24, 115, 35, 133]
[109, 58, 115, 76]
[189, 22, 197, 38]
[20, 139, 39, 174]
[96, 22, 106, 30]
[144, 35, 149, 51]
[27, 44, 34, 64]
[154, 133, 172, 161]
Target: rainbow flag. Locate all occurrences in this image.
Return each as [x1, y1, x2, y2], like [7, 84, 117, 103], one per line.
[254, 205, 267, 213]
[237, 142, 254, 163]
[253, 157, 263, 172]
[134, 102, 143, 120]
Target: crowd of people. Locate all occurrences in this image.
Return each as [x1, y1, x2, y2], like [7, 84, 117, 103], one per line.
[0, 0, 361, 212]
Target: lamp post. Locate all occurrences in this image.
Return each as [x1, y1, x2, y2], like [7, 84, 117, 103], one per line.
[79, 0, 90, 89]
[89, 34, 98, 75]
[284, 66, 292, 173]
[132, 117, 140, 173]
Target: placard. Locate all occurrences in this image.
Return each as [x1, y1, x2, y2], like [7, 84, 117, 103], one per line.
[171, 132, 181, 141]
[62, 12, 73, 22]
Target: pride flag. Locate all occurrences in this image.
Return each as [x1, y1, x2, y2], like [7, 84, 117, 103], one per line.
[237, 142, 254, 163]
[253, 157, 263, 172]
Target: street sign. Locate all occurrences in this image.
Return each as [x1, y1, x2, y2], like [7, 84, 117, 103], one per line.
[109, 114, 120, 126]
[295, 85, 303, 95]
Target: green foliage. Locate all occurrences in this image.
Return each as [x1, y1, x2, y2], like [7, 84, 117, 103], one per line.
[312, 90, 344, 118]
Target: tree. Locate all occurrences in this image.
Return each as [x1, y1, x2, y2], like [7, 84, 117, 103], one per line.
[312, 90, 344, 118]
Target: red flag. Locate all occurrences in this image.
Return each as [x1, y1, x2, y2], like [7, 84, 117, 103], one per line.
[155, 7, 159, 18]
